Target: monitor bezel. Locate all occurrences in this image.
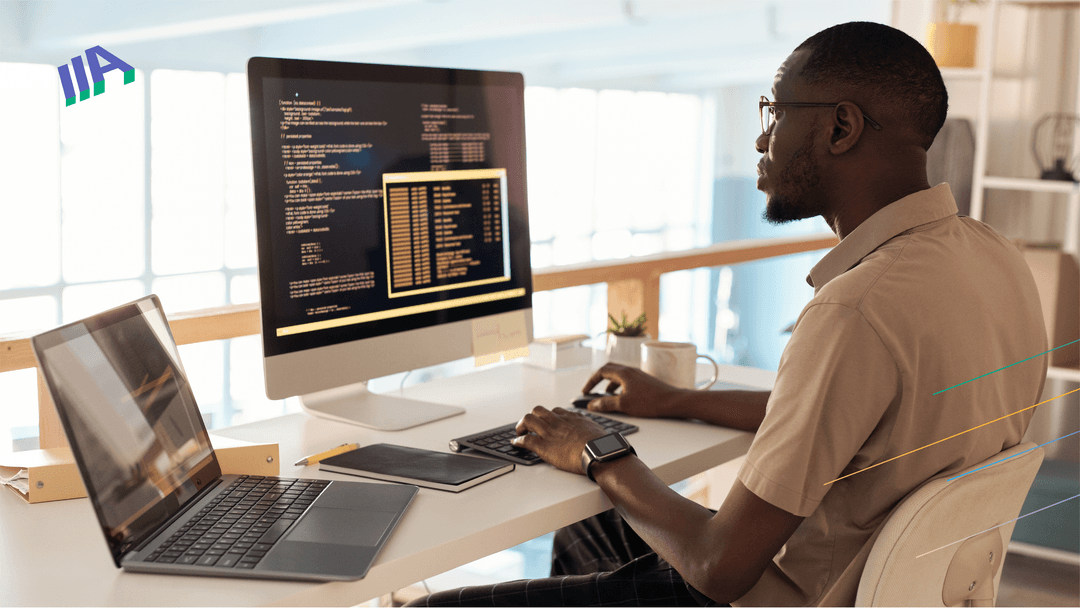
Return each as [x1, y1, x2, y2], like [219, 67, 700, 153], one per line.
[247, 57, 533, 400]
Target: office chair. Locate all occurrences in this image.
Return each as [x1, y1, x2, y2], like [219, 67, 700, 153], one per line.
[855, 442, 1043, 607]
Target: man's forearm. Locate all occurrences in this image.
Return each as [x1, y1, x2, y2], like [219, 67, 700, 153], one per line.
[667, 389, 771, 431]
[590, 457, 752, 603]
[591, 458, 717, 584]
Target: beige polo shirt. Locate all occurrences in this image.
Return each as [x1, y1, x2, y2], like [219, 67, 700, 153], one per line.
[733, 184, 1047, 606]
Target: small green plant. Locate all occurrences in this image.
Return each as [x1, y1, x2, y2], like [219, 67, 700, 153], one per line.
[607, 311, 647, 337]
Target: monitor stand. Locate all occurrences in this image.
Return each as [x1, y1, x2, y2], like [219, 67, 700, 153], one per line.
[299, 382, 465, 431]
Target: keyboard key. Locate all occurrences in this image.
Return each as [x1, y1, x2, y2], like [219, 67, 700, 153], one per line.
[216, 556, 239, 568]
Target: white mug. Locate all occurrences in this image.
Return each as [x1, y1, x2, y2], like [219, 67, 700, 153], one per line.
[640, 341, 718, 390]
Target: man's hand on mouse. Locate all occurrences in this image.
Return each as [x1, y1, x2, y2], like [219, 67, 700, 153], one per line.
[581, 363, 684, 418]
[512, 406, 608, 475]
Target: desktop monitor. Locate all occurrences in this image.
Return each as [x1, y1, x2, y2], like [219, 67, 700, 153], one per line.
[247, 58, 533, 430]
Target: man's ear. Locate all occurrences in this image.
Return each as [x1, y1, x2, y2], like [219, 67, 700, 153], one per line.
[829, 101, 865, 155]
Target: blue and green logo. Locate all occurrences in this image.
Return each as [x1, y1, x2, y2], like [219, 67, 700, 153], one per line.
[57, 46, 134, 107]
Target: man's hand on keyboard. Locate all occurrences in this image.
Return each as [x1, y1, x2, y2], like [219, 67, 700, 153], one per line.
[581, 363, 685, 418]
[512, 406, 608, 475]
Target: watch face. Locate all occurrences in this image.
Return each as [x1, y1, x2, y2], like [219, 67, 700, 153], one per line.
[592, 433, 625, 454]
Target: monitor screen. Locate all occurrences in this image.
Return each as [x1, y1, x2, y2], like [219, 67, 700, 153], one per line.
[247, 58, 533, 428]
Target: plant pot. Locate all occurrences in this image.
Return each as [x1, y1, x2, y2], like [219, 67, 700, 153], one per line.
[605, 333, 651, 368]
[925, 22, 978, 68]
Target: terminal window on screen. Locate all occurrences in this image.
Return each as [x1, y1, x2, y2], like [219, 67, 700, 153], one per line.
[263, 79, 524, 338]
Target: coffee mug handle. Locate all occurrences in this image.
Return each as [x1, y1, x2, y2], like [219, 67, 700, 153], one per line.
[695, 354, 719, 390]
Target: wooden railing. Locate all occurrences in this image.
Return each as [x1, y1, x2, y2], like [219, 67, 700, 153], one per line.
[0, 233, 837, 449]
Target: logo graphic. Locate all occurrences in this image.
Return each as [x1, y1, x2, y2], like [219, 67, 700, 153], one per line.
[57, 45, 134, 107]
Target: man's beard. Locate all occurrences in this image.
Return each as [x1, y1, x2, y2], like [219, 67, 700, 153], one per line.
[762, 132, 822, 225]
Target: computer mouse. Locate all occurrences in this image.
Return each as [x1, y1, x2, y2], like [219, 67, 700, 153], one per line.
[572, 393, 606, 408]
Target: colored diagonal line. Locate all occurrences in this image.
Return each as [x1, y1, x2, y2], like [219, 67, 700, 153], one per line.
[948, 430, 1080, 482]
[824, 388, 1080, 486]
[934, 339, 1080, 396]
[915, 494, 1079, 559]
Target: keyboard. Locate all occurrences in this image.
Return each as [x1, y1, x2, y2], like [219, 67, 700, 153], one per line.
[143, 475, 329, 569]
[449, 411, 639, 465]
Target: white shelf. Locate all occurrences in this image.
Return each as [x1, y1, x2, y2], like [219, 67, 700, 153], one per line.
[1047, 365, 1080, 383]
[939, 67, 989, 80]
[1006, 0, 1080, 6]
[982, 175, 1079, 194]
[966, 0, 1080, 258]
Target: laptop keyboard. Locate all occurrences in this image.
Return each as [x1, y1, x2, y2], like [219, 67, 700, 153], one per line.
[144, 475, 329, 569]
[449, 411, 639, 465]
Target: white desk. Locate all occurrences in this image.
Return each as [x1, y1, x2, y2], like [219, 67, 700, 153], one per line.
[0, 362, 774, 606]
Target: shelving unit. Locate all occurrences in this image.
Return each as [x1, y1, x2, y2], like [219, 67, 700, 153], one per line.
[955, 0, 1080, 383]
[935, 2, 1080, 563]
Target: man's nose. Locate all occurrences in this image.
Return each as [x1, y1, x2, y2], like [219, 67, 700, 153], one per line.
[755, 132, 769, 154]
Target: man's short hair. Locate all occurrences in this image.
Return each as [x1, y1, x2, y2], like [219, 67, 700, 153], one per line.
[795, 22, 948, 150]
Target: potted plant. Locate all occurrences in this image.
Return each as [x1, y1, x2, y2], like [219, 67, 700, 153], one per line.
[605, 312, 650, 368]
[925, 0, 984, 68]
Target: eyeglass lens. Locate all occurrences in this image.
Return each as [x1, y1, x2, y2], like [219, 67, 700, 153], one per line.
[760, 96, 773, 135]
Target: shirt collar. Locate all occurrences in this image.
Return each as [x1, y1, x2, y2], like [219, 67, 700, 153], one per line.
[807, 184, 958, 292]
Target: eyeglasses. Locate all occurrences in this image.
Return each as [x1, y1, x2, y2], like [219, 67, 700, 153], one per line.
[759, 95, 882, 135]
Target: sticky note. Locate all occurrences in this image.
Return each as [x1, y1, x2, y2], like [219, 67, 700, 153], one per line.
[472, 310, 529, 365]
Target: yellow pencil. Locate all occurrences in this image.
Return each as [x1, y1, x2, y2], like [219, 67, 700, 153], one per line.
[293, 443, 361, 466]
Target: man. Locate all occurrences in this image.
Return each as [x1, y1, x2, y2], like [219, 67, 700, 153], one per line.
[410, 21, 1047, 606]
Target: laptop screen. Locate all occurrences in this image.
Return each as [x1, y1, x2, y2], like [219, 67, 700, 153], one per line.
[32, 295, 221, 565]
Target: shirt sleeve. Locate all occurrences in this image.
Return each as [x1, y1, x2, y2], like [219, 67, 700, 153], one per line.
[738, 302, 899, 517]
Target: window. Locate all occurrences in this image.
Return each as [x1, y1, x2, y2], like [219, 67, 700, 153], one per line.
[525, 87, 715, 341]
[0, 65, 288, 448]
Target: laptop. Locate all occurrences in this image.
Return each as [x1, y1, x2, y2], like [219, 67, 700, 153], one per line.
[31, 295, 418, 581]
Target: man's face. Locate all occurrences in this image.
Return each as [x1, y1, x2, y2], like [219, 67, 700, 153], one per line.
[756, 50, 825, 224]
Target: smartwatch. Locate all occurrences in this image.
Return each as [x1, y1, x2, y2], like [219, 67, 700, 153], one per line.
[580, 432, 636, 481]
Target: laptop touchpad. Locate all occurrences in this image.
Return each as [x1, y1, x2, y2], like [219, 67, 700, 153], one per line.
[287, 507, 397, 547]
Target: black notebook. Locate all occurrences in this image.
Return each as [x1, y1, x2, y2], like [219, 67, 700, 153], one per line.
[320, 444, 514, 492]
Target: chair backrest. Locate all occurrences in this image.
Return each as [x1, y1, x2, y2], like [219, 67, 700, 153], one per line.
[855, 442, 1043, 607]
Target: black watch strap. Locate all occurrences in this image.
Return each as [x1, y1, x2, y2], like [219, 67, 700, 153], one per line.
[581, 433, 636, 482]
